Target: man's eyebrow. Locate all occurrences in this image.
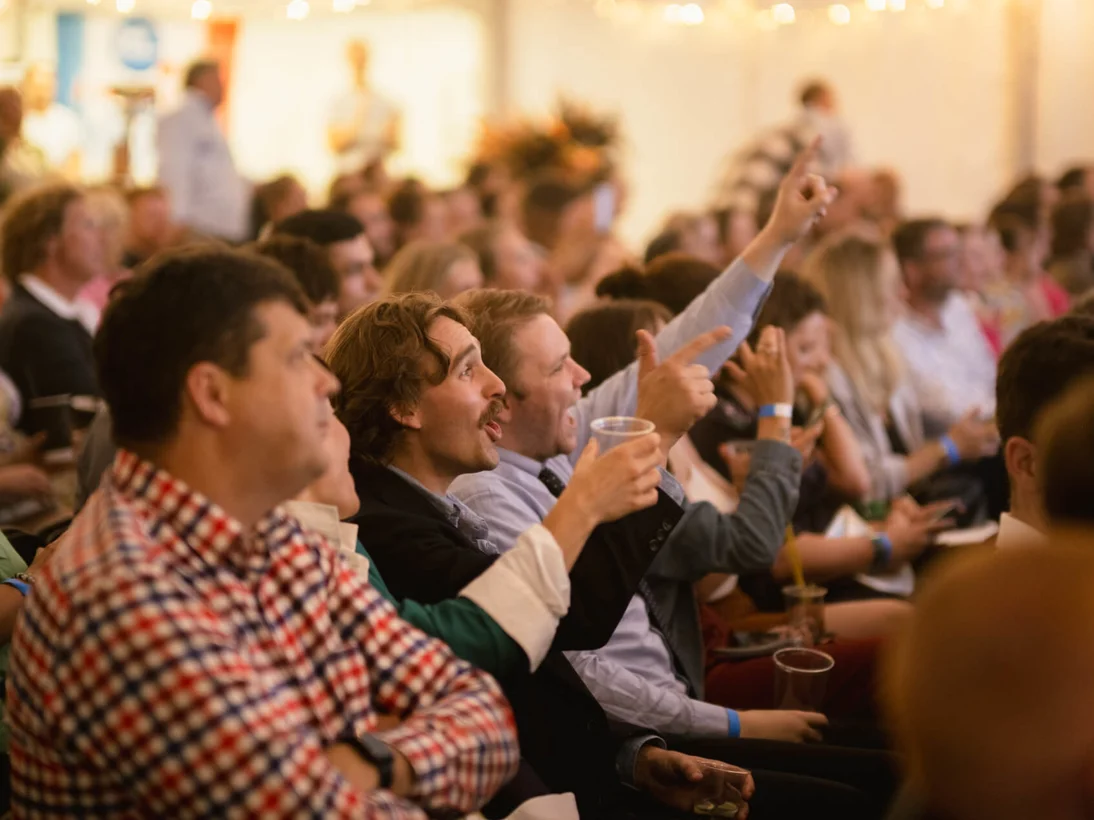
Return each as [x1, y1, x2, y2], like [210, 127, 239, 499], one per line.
[449, 343, 479, 373]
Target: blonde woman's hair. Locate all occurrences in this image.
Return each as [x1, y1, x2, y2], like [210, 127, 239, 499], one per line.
[802, 227, 905, 413]
[384, 240, 477, 299]
[85, 185, 129, 271]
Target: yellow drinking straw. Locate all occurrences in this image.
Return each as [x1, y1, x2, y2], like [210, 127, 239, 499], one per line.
[785, 524, 806, 589]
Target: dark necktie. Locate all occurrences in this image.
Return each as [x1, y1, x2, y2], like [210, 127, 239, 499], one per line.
[537, 466, 568, 499]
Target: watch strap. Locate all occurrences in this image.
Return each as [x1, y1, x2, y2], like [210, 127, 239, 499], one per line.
[341, 733, 394, 789]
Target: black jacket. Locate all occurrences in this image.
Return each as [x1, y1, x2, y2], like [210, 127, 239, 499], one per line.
[0, 284, 98, 427]
[348, 458, 683, 818]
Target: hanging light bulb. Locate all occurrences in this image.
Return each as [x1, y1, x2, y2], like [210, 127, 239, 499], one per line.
[772, 3, 794, 23]
[191, 0, 211, 18]
[865, 0, 885, 10]
[116, 0, 134, 13]
[828, 3, 850, 24]
[286, 0, 308, 18]
[680, 2, 704, 24]
[333, 0, 355, 12]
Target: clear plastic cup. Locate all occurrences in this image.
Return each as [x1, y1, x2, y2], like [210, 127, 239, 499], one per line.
[590, 416, 655, 453]
[690, 760, 751, 817]
[773, 647, 835, 712]
[782, 584, 827, 645]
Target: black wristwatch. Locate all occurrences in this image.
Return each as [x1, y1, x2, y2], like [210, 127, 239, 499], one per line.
[342, 734, 394, 789]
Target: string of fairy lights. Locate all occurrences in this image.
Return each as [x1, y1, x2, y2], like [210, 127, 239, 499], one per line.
[49, 0, 968, 26]
[596, 0, 961, 29]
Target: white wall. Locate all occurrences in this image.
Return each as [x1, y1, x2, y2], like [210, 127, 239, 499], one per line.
[1036, 0, 1094, 174]
[503, 0, 1034, 245]
[229, 6, 488, 193]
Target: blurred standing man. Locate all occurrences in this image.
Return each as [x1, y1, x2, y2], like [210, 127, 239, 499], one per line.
[327, 41, 401, 175]
[157, 60, 251, 243]
[21, 64, 82, 178]
[714, 79, 854, 216]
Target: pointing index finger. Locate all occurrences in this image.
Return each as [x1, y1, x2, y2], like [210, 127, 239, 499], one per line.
[786, 136, 822, 184]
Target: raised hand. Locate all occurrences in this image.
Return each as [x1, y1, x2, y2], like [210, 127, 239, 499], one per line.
[724, 326, 794, 408]
[564, 434, 664, 524]
[635, 326, 731, 458]
[544, 434, 665, 569]
[764, 137, 840, 246]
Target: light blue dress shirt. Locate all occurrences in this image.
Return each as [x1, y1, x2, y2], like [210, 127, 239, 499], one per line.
[451, 256, 771, 739]
[157, 90, 252, 242]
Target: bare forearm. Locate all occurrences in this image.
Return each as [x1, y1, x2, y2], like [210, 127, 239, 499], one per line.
[817, 413, 870, 501]
[756, 416, 791, 443]
[738, 226, 792, 283]
[0, 585, 23, 644]
[903, 441, 948, 488]
[772, 534, 873, 582]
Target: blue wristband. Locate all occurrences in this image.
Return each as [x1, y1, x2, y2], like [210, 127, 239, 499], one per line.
[758, 403, 793, 420]
[940, 435, 961, 466]
[871, 533, 894, 572]
[727, 709, 741, 738]
[1, 579, 29, 597]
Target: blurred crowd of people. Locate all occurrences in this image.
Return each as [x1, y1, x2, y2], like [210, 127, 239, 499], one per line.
[0, 61, 1093, 820]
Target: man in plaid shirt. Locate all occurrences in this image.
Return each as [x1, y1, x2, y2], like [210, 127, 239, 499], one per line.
[6, 247, 519, 818]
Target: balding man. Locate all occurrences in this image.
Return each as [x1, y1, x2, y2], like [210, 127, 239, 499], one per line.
[885, 541, 1094, 820]
[156, 59, 251, 242]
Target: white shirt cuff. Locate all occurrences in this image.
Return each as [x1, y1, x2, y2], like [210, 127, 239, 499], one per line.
[459, 523, 570, 670]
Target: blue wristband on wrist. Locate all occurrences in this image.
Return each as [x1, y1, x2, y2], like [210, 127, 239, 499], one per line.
[1, 579, 29, 597]
[940, 435, 961, 466]
[758, 403, 793, 420]
[871, 533, 894, 572]
[727, 709, 741, 738]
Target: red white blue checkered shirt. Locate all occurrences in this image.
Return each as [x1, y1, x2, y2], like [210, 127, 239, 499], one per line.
[7, 450, 519, 818]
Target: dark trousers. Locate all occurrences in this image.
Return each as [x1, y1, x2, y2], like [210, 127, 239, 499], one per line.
[674, 736, 899, 819]
[615, 764, 877, 820]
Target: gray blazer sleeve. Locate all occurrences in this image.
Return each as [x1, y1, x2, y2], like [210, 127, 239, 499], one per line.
[649, 439, 801, 581]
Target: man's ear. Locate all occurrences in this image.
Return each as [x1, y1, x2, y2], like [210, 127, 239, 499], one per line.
[1004, 435, 1037, 487]
[390, 402, 422, 431]
[184, 362, 233, 428]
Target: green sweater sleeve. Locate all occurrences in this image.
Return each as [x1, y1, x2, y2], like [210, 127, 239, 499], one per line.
[357, 541, 525, 677]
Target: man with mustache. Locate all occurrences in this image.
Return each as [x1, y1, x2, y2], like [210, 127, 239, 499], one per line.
[326, 293, 764, 818]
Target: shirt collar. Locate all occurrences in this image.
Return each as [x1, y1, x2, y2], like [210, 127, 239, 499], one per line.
[497, 447, 546, 477]
[282, 500, 359, 553]
[111, 449, 290, 572]
[996, 512, 1047, 549]
[387, 464, 499, 555]
[20, 274, 99, 333]
[388, 465, 458, 517]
